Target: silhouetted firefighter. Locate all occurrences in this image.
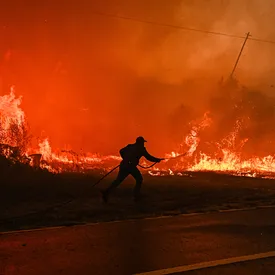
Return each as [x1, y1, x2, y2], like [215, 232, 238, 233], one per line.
[101, 136, 164, 203]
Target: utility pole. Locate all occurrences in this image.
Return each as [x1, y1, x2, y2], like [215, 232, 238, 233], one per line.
[230, 32, 251, 79]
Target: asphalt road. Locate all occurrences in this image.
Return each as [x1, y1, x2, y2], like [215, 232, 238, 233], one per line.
[1, 208, 275, 275]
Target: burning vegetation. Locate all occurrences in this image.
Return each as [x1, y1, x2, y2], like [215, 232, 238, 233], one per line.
[1, 79, 275, 179]
[1, 1, 275, 180]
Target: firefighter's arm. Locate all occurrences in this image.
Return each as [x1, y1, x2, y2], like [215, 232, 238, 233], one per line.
[143, 147, 163, 163]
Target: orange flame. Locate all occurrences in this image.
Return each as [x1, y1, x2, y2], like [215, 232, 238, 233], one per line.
[0, 87, 275, 179]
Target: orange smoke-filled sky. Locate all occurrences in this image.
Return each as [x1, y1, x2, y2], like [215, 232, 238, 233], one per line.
[0, 0, 275, 155]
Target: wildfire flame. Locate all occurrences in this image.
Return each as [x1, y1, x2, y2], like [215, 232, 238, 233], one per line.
[1, 87, 275, 179]
[185, 111, 212, 156]
[0, 86, 24, 128]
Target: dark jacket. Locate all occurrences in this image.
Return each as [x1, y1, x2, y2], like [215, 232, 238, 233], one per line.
[119, 143, 161, 166]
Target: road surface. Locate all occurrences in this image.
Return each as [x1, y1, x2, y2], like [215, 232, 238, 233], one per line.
[1, 208, 275, 275]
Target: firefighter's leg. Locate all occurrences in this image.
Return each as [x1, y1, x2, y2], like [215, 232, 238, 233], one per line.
[105, 167, 130, 194]
[130, 167, 143, 200]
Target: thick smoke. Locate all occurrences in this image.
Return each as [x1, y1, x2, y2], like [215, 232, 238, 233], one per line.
[0, 1, 275, 156]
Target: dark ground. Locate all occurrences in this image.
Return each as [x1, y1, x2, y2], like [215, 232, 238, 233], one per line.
[1, 166, 275, 232]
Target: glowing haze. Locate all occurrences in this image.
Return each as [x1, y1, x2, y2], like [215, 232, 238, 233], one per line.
[0, 0, 275, 171]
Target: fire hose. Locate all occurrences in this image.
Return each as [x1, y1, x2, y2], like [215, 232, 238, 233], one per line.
[92, 152, 188, 188]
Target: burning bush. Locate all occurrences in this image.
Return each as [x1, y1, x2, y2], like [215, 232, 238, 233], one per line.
[0, 118, 32, 156]
[0, 87, 32, 163]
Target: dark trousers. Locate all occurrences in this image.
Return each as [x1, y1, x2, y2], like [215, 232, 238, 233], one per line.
[105, 164, 143, 197]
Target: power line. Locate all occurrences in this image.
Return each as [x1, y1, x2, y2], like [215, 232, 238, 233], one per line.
[249, 37, 275, 44]
[92, 11, 275, 45]
[92, 11, 244, 39]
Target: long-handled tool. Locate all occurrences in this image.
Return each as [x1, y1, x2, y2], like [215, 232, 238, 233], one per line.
[92, 165, 120, 187]
[92, 151, 188, 188]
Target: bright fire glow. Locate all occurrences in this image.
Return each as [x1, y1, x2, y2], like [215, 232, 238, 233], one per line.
[1, 87, 275, 179]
